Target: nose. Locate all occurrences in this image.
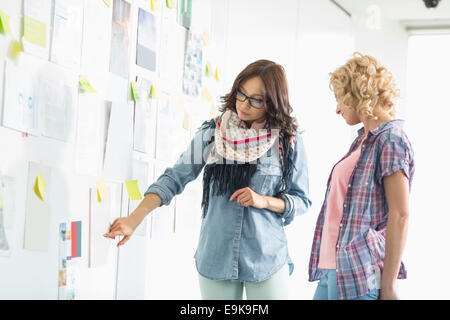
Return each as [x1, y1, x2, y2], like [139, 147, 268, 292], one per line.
[336, 104, 341, 115]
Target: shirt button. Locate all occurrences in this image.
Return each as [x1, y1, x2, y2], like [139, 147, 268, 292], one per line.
[336, 245, 340, 249]
[348, 184, 351, 188]
[343, 204, 347, 208]
[340, 224, 343, 228]
[234, 256, 238, 260]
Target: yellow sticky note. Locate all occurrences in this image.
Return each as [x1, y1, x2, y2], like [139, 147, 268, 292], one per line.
[79, 75, 96, 93]
[34, 173, 46, 201]
[202, 86, 213, 102]
[102, 0, 111, 7]
[203, 30, 210, 46]
[166, 0, 175, 9]
[0, 11, 12, 35]
[96, 178, 109, 202]
[215, 67, 220, 81]
[23, 15, 46, 47]
[182, 112, 190, 131]
[8, 40, 22, 61]
[151, 0, 161, 11]
[130, 82, 140, 102]
[150, 83, 160, 99]
[125, 180, 142, 201]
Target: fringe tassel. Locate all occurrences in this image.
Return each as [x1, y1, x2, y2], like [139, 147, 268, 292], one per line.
[201, 161, 257, 218]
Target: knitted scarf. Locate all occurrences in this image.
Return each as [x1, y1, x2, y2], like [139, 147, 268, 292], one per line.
[201, 110, 295, 217]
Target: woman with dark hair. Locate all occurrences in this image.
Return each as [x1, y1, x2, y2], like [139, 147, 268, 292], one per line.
[104, 60, 312, 299]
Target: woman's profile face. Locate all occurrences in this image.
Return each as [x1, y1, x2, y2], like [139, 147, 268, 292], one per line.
[235, 76, 267, 124]
[336, 99, 361, 126]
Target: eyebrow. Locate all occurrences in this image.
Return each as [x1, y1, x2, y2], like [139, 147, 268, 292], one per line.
[240, 87, 264, 99]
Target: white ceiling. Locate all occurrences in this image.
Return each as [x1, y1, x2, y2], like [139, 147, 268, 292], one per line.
[336, 0, 450, 29]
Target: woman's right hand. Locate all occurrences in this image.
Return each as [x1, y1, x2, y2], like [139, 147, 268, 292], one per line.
[103, 216, 139, 247]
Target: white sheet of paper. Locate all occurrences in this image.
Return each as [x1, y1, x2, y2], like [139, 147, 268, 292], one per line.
[0, 176, 14, 257]
[81, 0, 112, 74]
[23, 0, 52, 60]
[129, 159, 152, 236]
[38, 61, 78, 142]
[155, 91, 176, 163]
[159, 12, 186, 91]
[133, 77, 156, 155]
[115, 231, 146, 299]
[103, 102, 134, 182]
[89, 182, 122, 268]
[2, 59, 39, 135]
[50, 0, 84, 69]
[150, 160, 175, 239]
[75, 94, 103, 176]
[23, 162, 51, 252]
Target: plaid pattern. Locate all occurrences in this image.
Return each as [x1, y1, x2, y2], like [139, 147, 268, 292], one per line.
[308, 120, 415, 300]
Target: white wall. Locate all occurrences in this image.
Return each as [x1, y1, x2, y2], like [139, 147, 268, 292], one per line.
[0, 0, 414, 300]
[401, 34, 450, 300]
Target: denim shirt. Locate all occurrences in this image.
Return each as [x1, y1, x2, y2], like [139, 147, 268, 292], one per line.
[144, 120, 312, 282]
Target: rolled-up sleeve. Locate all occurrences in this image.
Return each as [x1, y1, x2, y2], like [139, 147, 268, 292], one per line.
[376, 129, 415, 190]
[144, 119, 215, 206]
[279, 134, 312, 226]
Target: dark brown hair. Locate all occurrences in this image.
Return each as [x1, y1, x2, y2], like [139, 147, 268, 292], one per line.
[220, 60, 298, 138]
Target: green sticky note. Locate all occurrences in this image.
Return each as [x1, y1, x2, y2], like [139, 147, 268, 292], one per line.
[34, 173, 47, 201]
[205, 63, 210, 76]
[130, 82, 140, 102]
[166, 0, 175, 9]
[125, 180, 142, 201]
[0, 11, 12, 35]
[23, 15, 46, 47]
[102, 0, 111, 7]
[79, 76, 96, 93]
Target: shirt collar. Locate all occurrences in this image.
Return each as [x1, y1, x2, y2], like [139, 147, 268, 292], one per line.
[357, 119, 405, 137]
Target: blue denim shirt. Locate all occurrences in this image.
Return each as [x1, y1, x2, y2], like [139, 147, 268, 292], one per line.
[144, 120, 312, 282]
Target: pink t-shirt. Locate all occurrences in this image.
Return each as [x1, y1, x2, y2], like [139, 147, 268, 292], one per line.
[318, 147, 361, 269]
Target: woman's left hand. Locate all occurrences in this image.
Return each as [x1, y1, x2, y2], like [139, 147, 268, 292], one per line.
[230, 187, 268, 209]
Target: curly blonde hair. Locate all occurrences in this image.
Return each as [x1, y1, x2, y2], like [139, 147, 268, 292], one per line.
[329, 52, 398, 120]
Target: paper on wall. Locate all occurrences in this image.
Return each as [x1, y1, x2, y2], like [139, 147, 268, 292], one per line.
[51, 0, 83, 69]
[2, 59, 39, 135]
[103, 102, 133, 182]
[75, 94, 103, 176]
[81, 0, 112, 74]
[89, 182, 121, 268]
[128, 159, 151, 236]
[23, 0, 52, 60]
[24, 162, 51, 252]
[150, 160, 175, 239]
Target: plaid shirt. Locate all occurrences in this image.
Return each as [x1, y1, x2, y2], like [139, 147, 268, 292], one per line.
[308, 120, 415, 300]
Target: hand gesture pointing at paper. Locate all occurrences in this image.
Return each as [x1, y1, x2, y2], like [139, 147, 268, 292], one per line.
[104, 193, 162, 247]
[103, 216, 138, 247]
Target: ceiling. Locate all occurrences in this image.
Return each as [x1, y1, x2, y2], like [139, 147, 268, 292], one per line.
[336, 0, 450, 30]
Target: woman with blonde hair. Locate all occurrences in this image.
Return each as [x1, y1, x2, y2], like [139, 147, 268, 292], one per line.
[309, 52, 415, 300]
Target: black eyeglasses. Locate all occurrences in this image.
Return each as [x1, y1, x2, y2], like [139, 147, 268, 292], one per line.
[236, 89, 265, 109]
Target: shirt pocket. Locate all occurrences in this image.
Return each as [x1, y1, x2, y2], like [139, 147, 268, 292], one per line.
[250, 162, 283, 196]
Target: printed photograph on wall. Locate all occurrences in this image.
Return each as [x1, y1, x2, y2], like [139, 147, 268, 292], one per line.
[136, 8, 158, 72]
[182, 32, 203, 96]
[109, 0, 131, 78]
